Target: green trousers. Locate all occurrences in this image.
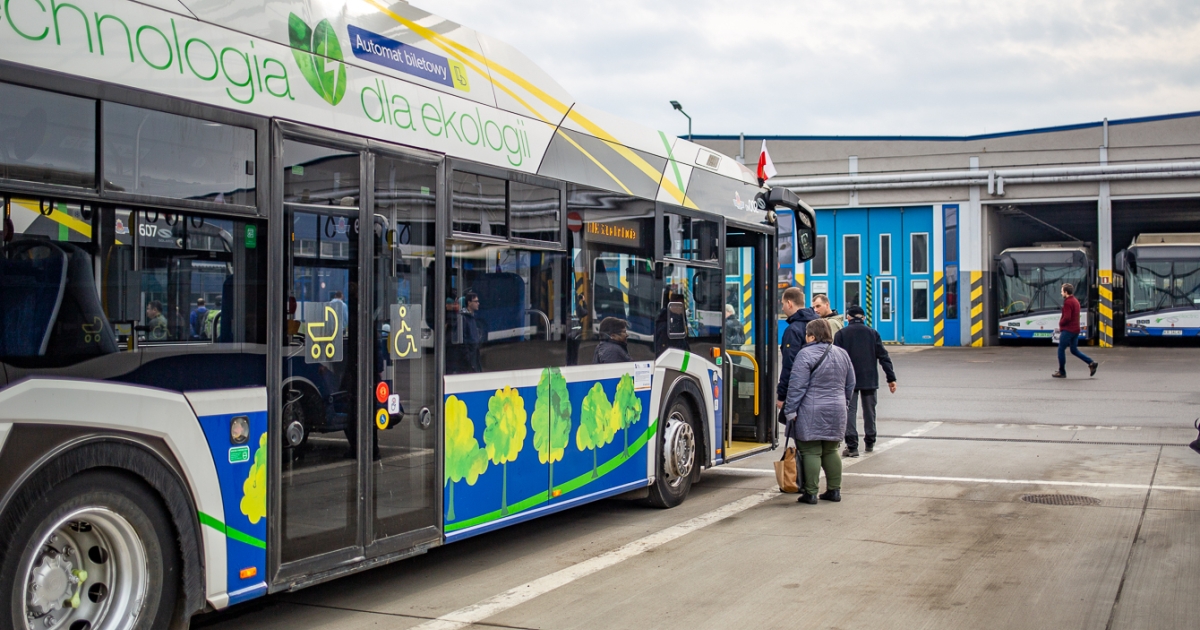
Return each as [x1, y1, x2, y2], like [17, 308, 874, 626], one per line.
[795, 440, 842, 495]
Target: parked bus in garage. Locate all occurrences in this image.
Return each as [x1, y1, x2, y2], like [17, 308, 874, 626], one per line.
[0, 1, 816, 628]
[996, 244, 1095, 342]
[1116, 234, 1200, 338]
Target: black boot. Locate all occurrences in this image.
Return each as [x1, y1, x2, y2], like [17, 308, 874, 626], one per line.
[797, 493, 818, 504]
[819, 489, 841, 502]
[1191, 419, 1200, 456]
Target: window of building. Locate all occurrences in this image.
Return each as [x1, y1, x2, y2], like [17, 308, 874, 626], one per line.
[912, 279, 930, 321]
[944, 206, 958, 263]
[0, 83, 96, 188]
[844, 234, 861, 275]
[843, 280, 861, 315]
[813, 235, 828, 275]
[880, 233, 892, 275]
[103, 104, 255, 206]
[911, 232, 929, 274]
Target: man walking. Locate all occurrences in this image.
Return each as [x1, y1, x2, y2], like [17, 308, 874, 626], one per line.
[812, 294, 844, 334]
[776, 287, 818, 410]
[1052, 283, 1098, 379]
[833, 305, 897, 457]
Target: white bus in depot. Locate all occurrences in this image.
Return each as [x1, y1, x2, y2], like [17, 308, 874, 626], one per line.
[996, 243, 1094, 343]
[1116, 234, 1200, 338]
[0, 1, 817, 628]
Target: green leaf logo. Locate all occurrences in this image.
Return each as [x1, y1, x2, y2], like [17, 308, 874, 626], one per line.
[289, 13, 348, 106]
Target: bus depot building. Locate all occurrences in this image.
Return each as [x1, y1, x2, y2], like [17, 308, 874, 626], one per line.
[699, 113, 1200, 346]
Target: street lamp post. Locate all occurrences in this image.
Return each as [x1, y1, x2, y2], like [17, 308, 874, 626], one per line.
[670, 101, 692, 142]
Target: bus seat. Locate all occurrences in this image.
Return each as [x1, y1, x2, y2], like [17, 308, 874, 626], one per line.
[0, 240, 67, 356]
[44, 242, 118, 357]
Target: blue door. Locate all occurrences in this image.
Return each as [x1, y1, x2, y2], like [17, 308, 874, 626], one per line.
[902, 208, 935, 344]
[868, 208, 902, 341]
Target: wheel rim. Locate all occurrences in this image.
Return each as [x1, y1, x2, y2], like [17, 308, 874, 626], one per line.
[662, 410, 695, 488]
[21, 508, 149, 630]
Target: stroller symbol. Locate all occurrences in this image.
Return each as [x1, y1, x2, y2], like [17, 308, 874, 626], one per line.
[82, 317, 103, 344]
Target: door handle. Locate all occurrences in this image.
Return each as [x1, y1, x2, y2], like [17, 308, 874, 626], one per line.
[418, 407, 433, 429]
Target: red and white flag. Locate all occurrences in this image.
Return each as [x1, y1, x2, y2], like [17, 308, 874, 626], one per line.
[756, 139, 777, 182]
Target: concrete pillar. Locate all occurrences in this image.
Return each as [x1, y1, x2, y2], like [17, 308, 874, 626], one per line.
[1097, 145, 1115, 347]
[963, 157, 985, 347]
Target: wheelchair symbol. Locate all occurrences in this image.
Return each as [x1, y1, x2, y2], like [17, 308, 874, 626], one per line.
[82, 317, 103, 344]
[391, 305, 419, 358]
[308, 305, 341, 361]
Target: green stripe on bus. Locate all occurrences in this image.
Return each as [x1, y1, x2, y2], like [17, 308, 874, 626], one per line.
[198, 511, 267, 550]
[680, 351, 690, 372]
[445, 419, 659, 533]
[659, 131, 685, 194]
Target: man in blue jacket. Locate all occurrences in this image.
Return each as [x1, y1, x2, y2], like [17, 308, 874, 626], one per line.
[776, 287, 818, 411]
[833, 305, 897, 457]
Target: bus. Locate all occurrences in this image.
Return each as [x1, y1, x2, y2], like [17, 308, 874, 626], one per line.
[996, 243, 1094, 342]
[1116, 234, 1200, 338]
[0, 2, 816, 628]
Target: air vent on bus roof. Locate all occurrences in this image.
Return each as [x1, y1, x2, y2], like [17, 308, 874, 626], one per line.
[1134, 233, 1200, 244]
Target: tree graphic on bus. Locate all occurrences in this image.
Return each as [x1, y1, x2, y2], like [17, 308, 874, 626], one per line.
[483, 387, 527, 515]
[532, 368, 571, 490]
[613, 374, 643, 457]
[577, 383, 619, 479]
[444, 396, 488, 522]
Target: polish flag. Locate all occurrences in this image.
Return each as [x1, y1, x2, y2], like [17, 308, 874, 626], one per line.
[756, 140, 777, 183]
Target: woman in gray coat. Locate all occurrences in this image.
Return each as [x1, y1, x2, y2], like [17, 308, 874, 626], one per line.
[783, 318, 856, 504]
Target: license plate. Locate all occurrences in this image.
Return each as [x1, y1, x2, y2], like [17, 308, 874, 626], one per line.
[1163, 330, 1183, 336]
[1033, 332, 1052, 338]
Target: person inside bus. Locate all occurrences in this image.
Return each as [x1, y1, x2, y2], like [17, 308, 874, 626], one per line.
[593, 317, 632, 364]
[145, 300, 168, 341]
[447, 290, 483, 373]
[654, 292, 690, 356]
[724, 304, 746, 346]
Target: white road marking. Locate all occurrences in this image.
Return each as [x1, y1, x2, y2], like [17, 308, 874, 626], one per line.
[409, 421, 943, 630]
[841, 472, 1200, 493]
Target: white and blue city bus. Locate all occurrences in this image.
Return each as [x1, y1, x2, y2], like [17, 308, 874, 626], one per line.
[0, 2, 816, 628]
[1116, 234, 1200, 338]
[996, 244, 1095, 342]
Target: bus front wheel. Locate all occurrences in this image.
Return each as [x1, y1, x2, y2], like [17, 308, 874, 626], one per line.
[1, 470, 179, 630]
[649, 397, 697, 508]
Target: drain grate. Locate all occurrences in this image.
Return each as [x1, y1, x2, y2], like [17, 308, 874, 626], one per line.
[1021, 494, 1101, 506]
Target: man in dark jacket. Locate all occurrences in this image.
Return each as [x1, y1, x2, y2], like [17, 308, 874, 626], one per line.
[1053, 282, 1098, 378]
[776, 287, 818, 410]
[833, 305, 897, 457]
[594, 317, 633, 364]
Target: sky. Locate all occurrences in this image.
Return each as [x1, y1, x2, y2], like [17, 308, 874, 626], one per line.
[419, 0, 1200, 138]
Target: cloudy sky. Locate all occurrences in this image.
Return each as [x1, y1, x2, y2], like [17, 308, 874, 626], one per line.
[420, 0, 1200, 138]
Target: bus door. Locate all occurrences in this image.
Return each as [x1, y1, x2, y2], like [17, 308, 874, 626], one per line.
[722, 227, 775, 460]
[275, 130, 441, 582]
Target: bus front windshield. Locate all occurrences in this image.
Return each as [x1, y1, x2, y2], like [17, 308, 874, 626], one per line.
[998, 260, 1088, 317]
[1127, 259, 1200, 314]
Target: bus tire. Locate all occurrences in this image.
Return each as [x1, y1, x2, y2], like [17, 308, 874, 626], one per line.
[0, 470, 180, 630]
[648, 395, 697, 508]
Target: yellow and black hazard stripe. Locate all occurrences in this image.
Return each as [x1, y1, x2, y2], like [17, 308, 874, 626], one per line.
[742, 273, 754, 340]
[969, 271, 985, 347]
[933, 271, 945, 346]
[865, 275, 874, 327]
[1098, 270, 1114, 347]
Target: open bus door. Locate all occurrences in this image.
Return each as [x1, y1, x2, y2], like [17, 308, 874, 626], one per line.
[722, 226, 777, 462]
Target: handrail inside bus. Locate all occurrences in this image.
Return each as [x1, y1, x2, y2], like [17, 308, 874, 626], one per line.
[725, 349, 759, 415]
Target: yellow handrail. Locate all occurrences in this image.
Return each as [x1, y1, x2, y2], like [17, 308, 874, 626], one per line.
[725, 350, 759, 415]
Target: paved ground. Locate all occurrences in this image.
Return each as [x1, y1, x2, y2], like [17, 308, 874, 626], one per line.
[193, 346, 1200, 630]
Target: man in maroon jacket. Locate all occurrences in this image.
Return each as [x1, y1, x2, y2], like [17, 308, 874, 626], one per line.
[1053, 283, 1098, 378]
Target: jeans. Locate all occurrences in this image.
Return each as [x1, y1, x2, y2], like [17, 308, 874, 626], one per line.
[795, 440, 842, 495]
[844, 389, 877, 450]
[1057, 331, 1094, 373]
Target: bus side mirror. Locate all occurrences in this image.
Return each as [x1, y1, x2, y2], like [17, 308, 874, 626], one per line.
[998, 257, 1016, 277]
[667, 302, 687, 339]
[1113, 249, 1127, 274]
[796, 227, 816, 262]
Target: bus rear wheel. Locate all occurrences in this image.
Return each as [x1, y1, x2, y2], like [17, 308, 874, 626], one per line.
[648, 397, 697, 508]
[1, 471, 179, 630]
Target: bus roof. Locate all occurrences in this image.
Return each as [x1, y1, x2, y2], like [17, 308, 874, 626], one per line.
[0, 0, 766, 222]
